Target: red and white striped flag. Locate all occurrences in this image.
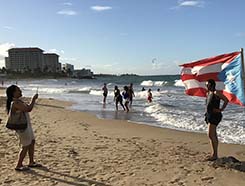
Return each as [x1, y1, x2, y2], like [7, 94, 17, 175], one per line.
[180, 51, 245, 106]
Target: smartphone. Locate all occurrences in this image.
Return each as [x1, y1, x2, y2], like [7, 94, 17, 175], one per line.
[36, 87, 39, 94]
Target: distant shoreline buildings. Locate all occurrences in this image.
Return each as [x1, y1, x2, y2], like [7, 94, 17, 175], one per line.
[4, 47, 93, 78]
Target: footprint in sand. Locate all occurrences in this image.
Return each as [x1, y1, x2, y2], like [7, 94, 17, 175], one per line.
[80, 122, 90, 128]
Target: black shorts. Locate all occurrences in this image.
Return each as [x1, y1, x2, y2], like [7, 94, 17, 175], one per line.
[205, 112, 222, 126]
[103, 93, 107, 97]
[116, 96, 122, 103]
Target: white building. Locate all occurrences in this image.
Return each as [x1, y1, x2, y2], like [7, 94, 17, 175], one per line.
[62, 63, 74, 71]
[43, 53, 59, 73]
[6, 47, 44, 72]
[73, 68, 94, 79]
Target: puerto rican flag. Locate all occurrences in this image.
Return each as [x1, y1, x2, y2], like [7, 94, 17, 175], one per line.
[180, 51, 245, 106]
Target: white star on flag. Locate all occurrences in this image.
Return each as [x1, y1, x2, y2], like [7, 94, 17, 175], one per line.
[226, 71, 236, 85]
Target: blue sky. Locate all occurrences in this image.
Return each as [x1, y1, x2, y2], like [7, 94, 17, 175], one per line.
[0, 0, 245, 75]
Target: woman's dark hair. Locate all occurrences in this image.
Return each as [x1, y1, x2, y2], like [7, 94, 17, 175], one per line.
[6, 85, 18, 113]
[207, 79, 216, 91]
[124, 86, 128, 91]
[115, 85, 118, 89]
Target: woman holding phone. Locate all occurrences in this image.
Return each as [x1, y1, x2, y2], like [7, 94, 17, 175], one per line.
[6, 85, 41, 171]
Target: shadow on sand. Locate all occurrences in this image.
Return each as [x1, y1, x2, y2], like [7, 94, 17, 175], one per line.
[28, 166, 111, 186]
[36, 103, 65, 109]
[212, 156, 245, 172]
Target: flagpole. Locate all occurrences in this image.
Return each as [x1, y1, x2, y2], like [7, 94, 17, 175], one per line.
[241, 48, 245, 89]
[241, 48, 245, 108]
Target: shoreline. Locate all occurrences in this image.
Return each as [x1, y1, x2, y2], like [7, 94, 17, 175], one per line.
[67, 101, 244, 146]
[0, 93, 245, 185]
[3, 78, 244, 145]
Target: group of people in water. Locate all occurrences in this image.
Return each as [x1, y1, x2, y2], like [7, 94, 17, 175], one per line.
[102, 83, 135, 112]
[102, 83, 154, 112]
[4, 78, 228, 171]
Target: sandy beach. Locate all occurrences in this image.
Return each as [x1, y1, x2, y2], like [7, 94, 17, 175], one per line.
[0, 93, 245, 186]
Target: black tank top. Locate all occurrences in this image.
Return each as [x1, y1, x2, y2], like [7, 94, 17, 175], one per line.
[114, 89, 120, 97]
[206, 92, 220, 114]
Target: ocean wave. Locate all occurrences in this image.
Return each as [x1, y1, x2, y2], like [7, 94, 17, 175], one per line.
[89, 90, 114, 97]
[30, 87, 66, 94]
[68, 87, 92, 94]
[144, 103, 207, 131]
[27, 84, 44, 87]
[134, 91, 148, 98]
[140, 80, 167, 87]
[25, 87, 93, 94]
[144, 103, 245, 144]
[174, 79, 184, 87]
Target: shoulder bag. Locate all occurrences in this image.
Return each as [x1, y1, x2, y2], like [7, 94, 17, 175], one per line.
[6, 103, 27, 130]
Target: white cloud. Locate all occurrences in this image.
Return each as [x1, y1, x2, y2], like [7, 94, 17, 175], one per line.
[60, 57, 77, 62]
[3, 26, 14, 30]
[47, 48, 65, 55]
[57, 10, 77, 16]
[91, 6, 112, 12]
[63, 2, 72, 6]
[48, 49, 58, 53]
[171, 0, 204, 9]
[0, 42, 15, 67]
[0, 43, 15, 57]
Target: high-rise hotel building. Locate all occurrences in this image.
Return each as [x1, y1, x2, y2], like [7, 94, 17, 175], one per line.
[6, 47, 44, 72]
[5, 47, 61, 73]
[43, 53, 61, 73]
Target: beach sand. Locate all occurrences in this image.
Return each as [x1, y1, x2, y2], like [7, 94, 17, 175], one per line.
[0, 92, 245, 185]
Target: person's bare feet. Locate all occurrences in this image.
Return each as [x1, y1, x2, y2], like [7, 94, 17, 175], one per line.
[15, 166, 30, 171]
[204, 155, 218, 161]
[28, 162, 42, 168]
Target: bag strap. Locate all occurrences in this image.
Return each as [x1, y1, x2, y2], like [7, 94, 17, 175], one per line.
[9, 101, 24, 120]
[8, 101, 14, 116]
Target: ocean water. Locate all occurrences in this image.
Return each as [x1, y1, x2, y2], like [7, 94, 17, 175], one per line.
[3, 75, 245, 145]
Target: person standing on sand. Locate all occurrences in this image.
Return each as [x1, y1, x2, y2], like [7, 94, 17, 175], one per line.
[102, 83, 108, 104]
[114, 86, 125, 111]
[205, 79, 228, 161]
[6, 85, 42, 171]
[122, 86, 130, 112]
[128, 83, 135, 107]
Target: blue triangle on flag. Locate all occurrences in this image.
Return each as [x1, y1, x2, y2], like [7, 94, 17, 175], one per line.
[218, 54, 245, 105]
